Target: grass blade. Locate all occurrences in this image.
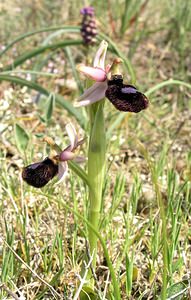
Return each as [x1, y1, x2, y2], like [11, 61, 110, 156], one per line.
[0, 26, 81, 57]
[145, 79, 191, 96]
[0, 74, 85, 128]
[2, 40, 83, 71]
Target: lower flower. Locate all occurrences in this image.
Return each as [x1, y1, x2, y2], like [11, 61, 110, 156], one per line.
[22, 123, 85, 188]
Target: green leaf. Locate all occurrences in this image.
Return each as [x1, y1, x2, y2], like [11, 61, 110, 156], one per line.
[44, 93, 55, 123]
[79, 286, 97, 300]
[14, 124, 30, 154]
[0, 75, 85, 129]
[0, 25, 81, 58]
[145, 79, 191, 97]
[165, 281, 188, 300]
[2, 39, 83, 71]
[68, 161, 90, 187]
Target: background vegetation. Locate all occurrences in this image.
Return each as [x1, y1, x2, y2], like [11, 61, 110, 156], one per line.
[0, 0, 191, 299]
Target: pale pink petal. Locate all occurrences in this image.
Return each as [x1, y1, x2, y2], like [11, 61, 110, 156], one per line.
[60, 150, 75, 161]
[93, 40, 108, 69]
[74, 81, 107, 107]
[65, 123, 78, 150]
[56, 161, 68, 185]
[77, 65, 106, 82]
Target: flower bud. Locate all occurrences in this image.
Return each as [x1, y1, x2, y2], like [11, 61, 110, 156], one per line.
[105, 75, 149, 113]
[22, 157, 58, 188]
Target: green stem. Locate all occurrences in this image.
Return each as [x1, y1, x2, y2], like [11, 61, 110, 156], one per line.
[87, 101, 106, 284]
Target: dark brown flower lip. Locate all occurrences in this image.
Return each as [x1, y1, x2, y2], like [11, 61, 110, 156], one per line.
[22, 157, 58, 188]
[105, 75, 149, 113]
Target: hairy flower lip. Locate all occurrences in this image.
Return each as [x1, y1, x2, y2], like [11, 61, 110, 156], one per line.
[105, 77, 149, 113]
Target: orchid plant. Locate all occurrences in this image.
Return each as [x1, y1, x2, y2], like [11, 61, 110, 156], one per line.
[22, 39, 149, 298]
[75, 40, 149, 296]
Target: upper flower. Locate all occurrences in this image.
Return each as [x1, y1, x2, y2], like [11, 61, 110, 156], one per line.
[22, 123, 84, 188]
[75, 40, 149, 113]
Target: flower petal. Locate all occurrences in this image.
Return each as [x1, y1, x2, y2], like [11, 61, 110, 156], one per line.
[65, 123, 78, 151]
[60, 150, 75, 161]
[74, 81, 107, 107]
[77, 65, 106, 82]
[93, 40, 108, 69]
[56, 161, 68, 185]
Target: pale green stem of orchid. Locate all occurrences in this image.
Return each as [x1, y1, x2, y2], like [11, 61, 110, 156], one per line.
[87, 99, 106, 285]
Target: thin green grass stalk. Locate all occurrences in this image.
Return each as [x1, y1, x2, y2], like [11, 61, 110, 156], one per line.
[138, 141, 168, 299]
[2, 40, 83, 71]
[87, 101, 106, 283]
[57, 198, 121, 300]
[31, 29, 82, 83]
[0, 70, 58, 77]
[120, 0, 143, 37]
[33, 189, 121, 298]
[64, 47, 84, 93]
[145, 79, 191, 97]
[0, 74, 86, 129]
[166, 170, 183, 282]
[125, 251, 134, 297]
[2, 238, 61, 299]
[108, 173, 126, 220]
[0, 26, 81, 57]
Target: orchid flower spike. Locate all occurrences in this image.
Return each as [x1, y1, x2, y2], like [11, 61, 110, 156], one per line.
[22, 123, 85, 188]
[75, 40, 149, 113]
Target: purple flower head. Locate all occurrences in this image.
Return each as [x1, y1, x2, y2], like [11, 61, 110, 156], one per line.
[80, 6, 97, 45]
[80, 6, 95, 16]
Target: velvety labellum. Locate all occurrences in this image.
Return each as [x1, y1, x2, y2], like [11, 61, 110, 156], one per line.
[22, 157, 58, 188]
[105, 75, 149, 113]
